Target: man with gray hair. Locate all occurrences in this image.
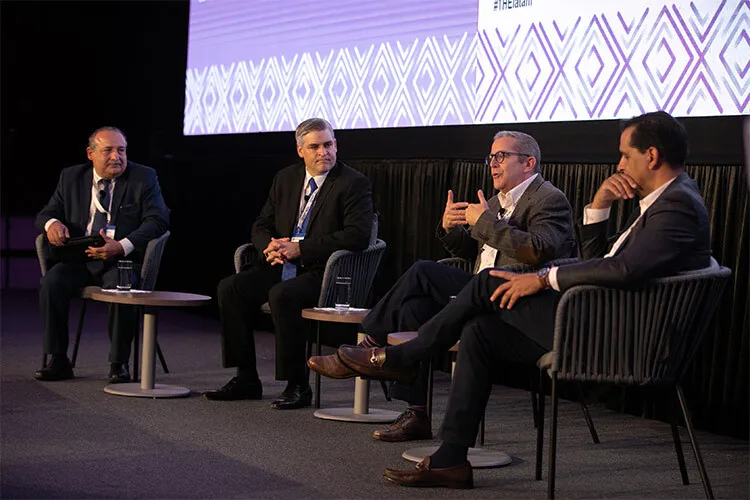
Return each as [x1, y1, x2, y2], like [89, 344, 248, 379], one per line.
[308, 129, 575, 439]
[206, 118, 374, 410]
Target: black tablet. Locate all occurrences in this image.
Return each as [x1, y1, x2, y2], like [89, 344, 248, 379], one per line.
[55, 235, 105, 263]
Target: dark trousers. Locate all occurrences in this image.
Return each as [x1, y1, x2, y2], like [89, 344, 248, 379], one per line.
[393, 269, 560, 447]
[216, 263, 322, 383]
[360, 260, 473, 404]
[39, 260, 138, 364]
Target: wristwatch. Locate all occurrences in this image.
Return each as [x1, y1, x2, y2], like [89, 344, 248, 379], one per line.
[536, 266, 551, 289]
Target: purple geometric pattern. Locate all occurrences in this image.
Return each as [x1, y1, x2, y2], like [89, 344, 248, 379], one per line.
[184, 34, 477, 135]
[476, 1, 749, 123]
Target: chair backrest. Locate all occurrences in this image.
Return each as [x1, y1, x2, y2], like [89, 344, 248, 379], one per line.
[317, 238, 386, 308]
[551, 257, 732, 386]
[140, 231, 170, 291]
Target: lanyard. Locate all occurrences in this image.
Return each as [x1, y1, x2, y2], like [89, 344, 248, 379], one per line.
[294, 188, 320, 234]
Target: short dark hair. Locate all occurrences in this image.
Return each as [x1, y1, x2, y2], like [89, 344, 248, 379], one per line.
[88, 126, 127, 149]
[621, 111, 688, 166]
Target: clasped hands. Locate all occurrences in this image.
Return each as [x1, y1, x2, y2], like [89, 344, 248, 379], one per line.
[441, 189, 491, 231]
[263, 238, 301, 266]
[47, 222, 123, 260]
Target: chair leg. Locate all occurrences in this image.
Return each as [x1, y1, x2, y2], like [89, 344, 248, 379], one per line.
[547, 373, 559, 499]
[156, 340, 169, 374]
[676, 384, 714, 499]
[70, 299, 88, 368]
[535, 371, 546, 481]
[531, 377, 540, 429]
[314, 324, 321, 409]
[669, 392, 690, 486]
[479, 414, 486, 447]
[575, 382, 599, 444]
[426, 358, 434, 422]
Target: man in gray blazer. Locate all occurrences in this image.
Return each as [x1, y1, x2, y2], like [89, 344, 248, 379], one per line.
[309, 130, 575, 441]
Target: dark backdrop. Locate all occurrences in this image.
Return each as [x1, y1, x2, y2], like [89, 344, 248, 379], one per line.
[2, 1, 747, 438]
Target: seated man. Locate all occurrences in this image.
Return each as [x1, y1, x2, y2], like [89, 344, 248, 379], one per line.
[311, 111, 711, 488]
[35, 126, 170, 383]
[205, 118, 374, 409]
[309, 130, 576, 441]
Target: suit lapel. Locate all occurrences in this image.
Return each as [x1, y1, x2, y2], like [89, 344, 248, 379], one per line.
[306, 163, 339, 232]
[110, 166, 129, 225]
[286, 167, 307, 235]
[508, 175, 544, 223]
[80, 169, 93, 227]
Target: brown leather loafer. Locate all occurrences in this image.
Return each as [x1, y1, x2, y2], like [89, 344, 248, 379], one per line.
[372, 409, 432, 442]
[384, 456, 473, 488]
[307, 353, 358, 379]
[337, 346, 415, 384]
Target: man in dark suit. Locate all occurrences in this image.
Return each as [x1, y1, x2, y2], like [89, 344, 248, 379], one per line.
[309, 130, 575, 441]
[205, 118, 373, 409]
[311, 111, 711, 488]
[35, 126, 170, 383]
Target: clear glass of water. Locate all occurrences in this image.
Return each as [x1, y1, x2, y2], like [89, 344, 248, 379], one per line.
[334, 276, 352, 310]
[117, 260, 133, 290]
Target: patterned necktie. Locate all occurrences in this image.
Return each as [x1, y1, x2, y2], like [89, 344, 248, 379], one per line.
[281, 178, 319, 281]
[91, 179, 111, 235]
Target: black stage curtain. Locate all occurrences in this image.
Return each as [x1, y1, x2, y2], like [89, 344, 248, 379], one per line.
[348, 159, 748, 439]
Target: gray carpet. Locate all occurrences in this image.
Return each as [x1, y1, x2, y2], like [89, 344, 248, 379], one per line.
[1, 290, 747, 499]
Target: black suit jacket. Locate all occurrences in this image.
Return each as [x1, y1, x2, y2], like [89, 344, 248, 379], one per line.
[251, 161, 373, 273]
[556, 172, 711, 290]
[35, 161, 170, 264]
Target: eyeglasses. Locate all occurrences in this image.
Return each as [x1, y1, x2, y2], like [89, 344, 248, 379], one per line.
[485, 151, 531, 167]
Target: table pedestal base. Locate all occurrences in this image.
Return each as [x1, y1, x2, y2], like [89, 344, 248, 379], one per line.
[314, 407, 400, 423]
[104, 383, 190, 398]
[402, 446, 512, 468]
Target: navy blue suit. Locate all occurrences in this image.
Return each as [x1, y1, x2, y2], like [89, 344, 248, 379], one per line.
[36, 161, 169, 363]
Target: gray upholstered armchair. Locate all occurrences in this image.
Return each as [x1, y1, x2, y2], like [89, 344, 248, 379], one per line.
[537, 257, 731, 499]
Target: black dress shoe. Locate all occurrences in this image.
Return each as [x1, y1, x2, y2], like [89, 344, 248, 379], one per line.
[204, 377, 263, 401]
[108, 363, 131, 384]
[270, 384, 312, 410]
[34, 356, 74, 381]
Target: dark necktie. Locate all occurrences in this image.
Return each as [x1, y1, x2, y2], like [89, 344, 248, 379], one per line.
[91, 179, 111, 235]
[281, 178, 319, 281]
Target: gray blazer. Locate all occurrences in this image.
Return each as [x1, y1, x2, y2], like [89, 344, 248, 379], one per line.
[437, 175, 576, 273]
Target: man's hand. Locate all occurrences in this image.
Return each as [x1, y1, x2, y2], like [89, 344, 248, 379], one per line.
[46, 221, 70, 246]
[263, 238, 288, 266]
[441, 190, 468, 231]
[488, 269, 544, 309]
[277, 240, 301, 261]
[591, 172, 639, 209]
[465, 189, 490, 226]
[85, 229, 124, 260]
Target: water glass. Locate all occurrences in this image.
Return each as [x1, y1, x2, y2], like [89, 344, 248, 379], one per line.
[117, 260, 133, 290]
[334, 276, 352, 310]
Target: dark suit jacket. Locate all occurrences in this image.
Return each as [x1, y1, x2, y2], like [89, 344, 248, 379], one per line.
[437, 175, 576, 272]
[251, 161, 373, 273]
[35, 161, 170, 264]
[556, 172, 711, 290]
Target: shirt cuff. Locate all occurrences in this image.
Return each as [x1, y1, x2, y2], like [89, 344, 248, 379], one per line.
[43, 218, 59, 232]
[549, 266, 561, 292]
[119, 238, 134, 257]
[583, 204, 611, 225]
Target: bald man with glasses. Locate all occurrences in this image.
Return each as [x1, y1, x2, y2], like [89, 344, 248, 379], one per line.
[308, 130, 576, 442]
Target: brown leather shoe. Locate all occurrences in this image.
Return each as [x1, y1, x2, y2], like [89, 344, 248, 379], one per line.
[307, 352, 358, 379]
[384, 456, 473, 488]
[372, 409, 432, 442]
[337, 346, 415, 384]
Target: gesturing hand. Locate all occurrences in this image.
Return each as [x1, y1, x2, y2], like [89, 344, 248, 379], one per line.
[488, 269, 543, 309]
[465, 189, 490, 226]
[591, 172, 639, 209]
[441, 190, 468, 231]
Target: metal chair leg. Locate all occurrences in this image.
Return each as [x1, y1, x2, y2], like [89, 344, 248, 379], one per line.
[547, 373, 559, 499]
[70, 299, 88, 367]
[479, 414, 486, 446]
[156, 340, 168, 373]
[535, 371, 546, 481]
[313, 324, 321, 409]
[669, 390, 690, 486]
[575, 382, 599, 444]
[676, 384, 714, 499]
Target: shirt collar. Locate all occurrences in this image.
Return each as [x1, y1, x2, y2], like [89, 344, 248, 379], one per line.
[639, 176, 677, 214]
[92, 169, 116, 186]
[304, 170, 329, 190]
[497, 173, 538, 211]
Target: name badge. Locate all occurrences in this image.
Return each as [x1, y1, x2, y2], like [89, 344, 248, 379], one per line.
[105, 225, 116, 239]
[291, 236, 304, 243]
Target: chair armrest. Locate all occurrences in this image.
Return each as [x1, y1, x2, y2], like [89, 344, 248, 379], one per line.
[318, 239, 387, 307]
[234, 243, 261, 274]
[437, 257, 473, 273]
[35, 233, 48, 277]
